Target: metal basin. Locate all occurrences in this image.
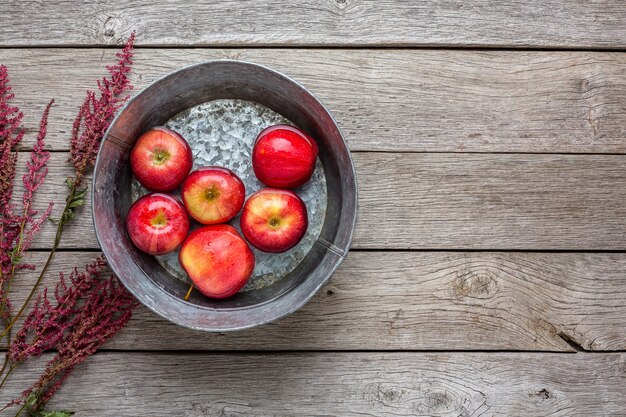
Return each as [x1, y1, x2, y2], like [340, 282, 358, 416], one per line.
[93, 60, 357, 331]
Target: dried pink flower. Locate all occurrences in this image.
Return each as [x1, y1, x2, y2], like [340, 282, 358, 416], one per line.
[69, 32, 135, 185]
[0, 65, 25, 282]
[1, 32, 136, 343]
[8, 257, 137, 410]
[0, 65, 24, 212]
[17, 100, 55, 263]
[8, 257, 108, 363]
[1, 33, 137, 415]
[0, 67, 54, 322]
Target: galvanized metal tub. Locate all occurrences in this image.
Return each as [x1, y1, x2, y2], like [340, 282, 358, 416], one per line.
[93, 60, 357, 331]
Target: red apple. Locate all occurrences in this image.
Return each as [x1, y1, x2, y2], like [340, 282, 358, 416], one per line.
[181, 167, 245, 225]
[252, 124, 319, 188]
[179, 225, 255, 299]
[126, 193, 190, 255]
[130, 127, 193, 191]
[240, 188, 308, 253]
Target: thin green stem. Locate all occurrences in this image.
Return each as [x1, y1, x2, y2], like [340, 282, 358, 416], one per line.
[0, 352, 10, 382]
[13, 398, 29, 417]
[0, 202, 32, 350]
[1, 201, 32, 299]
[6, 203, 31, 288]
[0, 306, 13, 384]
[0, 243, 58, 341]
[0, 363, 15, 391]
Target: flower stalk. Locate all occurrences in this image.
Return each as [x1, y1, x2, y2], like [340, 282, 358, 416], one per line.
[7, 257, 137, 414]
[0, 33, 137, 415]
[0, 33, 135, 344]
[0, 66, 55, 383]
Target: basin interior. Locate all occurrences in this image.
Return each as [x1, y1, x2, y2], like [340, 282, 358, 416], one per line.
[130, 99, 328, 296]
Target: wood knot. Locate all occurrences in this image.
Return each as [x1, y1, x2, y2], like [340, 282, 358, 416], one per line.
[450, 267, 499, 301]
[101, 15, 129, 43]
[103, 16, 120, 37]
[411, 387, 465, 414]
[332, 0, 356, 12]
[537, 389, 552, 399]
[425, 390, 454, 412]
[378, 386, 403, 404]
[529, 388, 555, 402]
[366, 381, 484, 415]
[366, 383, 405, 406]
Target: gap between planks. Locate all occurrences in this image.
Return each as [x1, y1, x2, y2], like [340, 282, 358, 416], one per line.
[2, 45, 626, 52]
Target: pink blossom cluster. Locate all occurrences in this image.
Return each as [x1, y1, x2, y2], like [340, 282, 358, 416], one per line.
[1, 33, 138, 414]
[0, 66, 54, 321]
[9, 257, 138, 408]
[69, 32, 135, 185]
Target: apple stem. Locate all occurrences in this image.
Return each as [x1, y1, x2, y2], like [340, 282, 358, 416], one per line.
[184, 284, 194, 301]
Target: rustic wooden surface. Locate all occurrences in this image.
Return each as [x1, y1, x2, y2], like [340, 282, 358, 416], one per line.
[7, 251, 626, 352]
[4, 352, 626, 416]
[3, 49, 626, 153]
[12, 152, 626, 250]
[2, 1, 626, 48]
[2, 1, 626, 415]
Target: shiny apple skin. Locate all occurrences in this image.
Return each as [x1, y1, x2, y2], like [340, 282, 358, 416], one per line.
[240, 188, 308, 253]
[181, 167, 246, 225]
[126, 193, 190, 255]
[179, 225, 255, 299]
[130, 127, 193, 192]
[252, 124, 319, 188]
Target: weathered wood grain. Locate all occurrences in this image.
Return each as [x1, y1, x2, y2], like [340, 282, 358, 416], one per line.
[7, 251, 626, 351]
[2, 49, 625, 153]
[3, 352, 625, 416]
[14, 152, 626, 250]
[1, 0, 626, 48]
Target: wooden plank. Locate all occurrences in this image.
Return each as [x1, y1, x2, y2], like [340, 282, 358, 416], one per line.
[13, 152, 626, 251]
[3, 352, 625, 416]
[2, 1, 626, 48]
[2, 48, 626, 153]
[7, 250, 626, 351]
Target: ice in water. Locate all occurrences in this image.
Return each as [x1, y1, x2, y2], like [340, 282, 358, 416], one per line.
[131, 99, 327, 292]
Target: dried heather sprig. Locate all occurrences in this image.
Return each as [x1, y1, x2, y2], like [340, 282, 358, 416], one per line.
[0, 79, 54, 323]
[16, 100, 56, 268]
[0, 32, 136, 342]
[0, 65, 25, 281]
[69, 32, 135, 187]
[8, 257, 137, 412]
[0, 65, 25, 212]
[0, 35, 138, 415]
[0, 68, 56, 401]
[8, 257, 108, 364]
